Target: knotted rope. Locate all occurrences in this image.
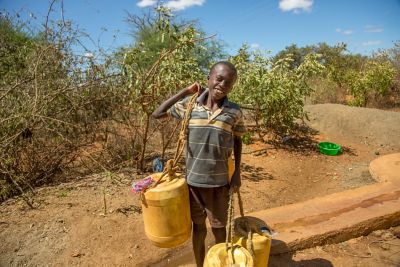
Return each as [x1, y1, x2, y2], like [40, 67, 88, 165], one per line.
[144, 92, 199, 192]
[226, 189, 235, 262]
[225, 190, 255, 264]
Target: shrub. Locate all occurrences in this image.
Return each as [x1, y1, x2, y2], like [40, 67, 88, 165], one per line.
[229, 45, 324, 135]
[345, 60, 396, 107]
[0, 14, 127, 202]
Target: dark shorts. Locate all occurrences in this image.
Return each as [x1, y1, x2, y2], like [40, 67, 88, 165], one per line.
[188, 185, 230, 228]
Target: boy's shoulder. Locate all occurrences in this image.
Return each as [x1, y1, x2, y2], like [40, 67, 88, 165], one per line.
[177, 94, 192, 105]
[226, 100, 242, 112]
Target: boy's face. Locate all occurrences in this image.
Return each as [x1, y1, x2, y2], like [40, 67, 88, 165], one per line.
[207, 64, 237, 101]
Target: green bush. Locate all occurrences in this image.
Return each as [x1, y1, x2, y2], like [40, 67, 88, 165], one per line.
[241, 132, 253, 145]
[345, 60, 396, 106]
[308, 76, 344, 104]
[230, 45, 324, 135]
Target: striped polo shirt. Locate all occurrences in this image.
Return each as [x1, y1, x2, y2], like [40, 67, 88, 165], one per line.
[168, 89, 246, 188]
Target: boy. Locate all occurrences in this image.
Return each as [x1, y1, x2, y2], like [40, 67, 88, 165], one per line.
[152, 61, 245, 266]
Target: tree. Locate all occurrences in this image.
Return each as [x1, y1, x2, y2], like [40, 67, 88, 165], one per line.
[272, 44, 313, 69]
[230, 45, 324, 135]
[374, 41, 400, 94]
[0, 16, 35, 86]
[273, 42, 368, 87]
[126, 7, 227, 72]
[0, 11, 126, 202]
[123, 6, 206, 170]
[345, 60, 396, 106]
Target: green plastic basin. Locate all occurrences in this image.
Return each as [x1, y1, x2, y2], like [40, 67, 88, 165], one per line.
[319, 142, 341, 156]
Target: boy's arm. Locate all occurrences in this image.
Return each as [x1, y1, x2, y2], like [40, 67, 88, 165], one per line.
[152, 83, 200, 119]
[230, 135, 242, 192]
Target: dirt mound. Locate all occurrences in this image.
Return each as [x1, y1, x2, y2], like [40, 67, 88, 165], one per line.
[304, 104, 400, 149]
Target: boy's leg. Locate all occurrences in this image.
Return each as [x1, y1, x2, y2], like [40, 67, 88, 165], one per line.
[206, 185, 229, 244]
[189, 185, 229, 266]
[192, 222, 207, 267]
[188, 186, 208, 267]
[211, 226, 226, 244]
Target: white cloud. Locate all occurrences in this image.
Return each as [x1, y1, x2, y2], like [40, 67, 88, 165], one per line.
[84, 52, 94, 58]
[336, 28, 354, 35]
[362, 40, 382, 46]
[137, 0, 205, 10]
[166, 0, 205, 11]
[250, 43, 260, 49]
[364, 25, 384, 33]
[279, 0, 313, 12]
[137, 0, 157, 8]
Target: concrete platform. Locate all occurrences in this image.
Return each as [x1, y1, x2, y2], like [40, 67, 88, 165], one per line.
[249, 153, 400, 254]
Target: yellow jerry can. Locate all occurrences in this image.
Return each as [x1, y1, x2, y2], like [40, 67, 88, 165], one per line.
[204, 243, 254, 267]
[141, 173, 191, 248]
[228, 155, 235, 183]
[234, 216, 272, 267]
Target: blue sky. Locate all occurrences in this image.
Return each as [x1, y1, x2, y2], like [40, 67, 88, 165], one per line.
[1, 0, 399, 57]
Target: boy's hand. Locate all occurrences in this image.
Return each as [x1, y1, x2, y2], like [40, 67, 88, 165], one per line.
[230, 184, 240, 193]
[229, 172, 241, 193]
[185, 82, 203, 95]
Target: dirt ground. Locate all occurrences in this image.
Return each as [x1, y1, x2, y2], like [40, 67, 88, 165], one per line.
[1, 104, 400, 266]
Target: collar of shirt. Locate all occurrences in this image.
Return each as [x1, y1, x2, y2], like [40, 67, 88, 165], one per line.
[196, 88, 230, 108]
[196, 88, 230, 121]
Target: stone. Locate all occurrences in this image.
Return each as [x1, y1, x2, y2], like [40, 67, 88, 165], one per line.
[391, 227, 400, 238]
[372, 230, 383, 237]
[347, 238, 358, 245]
[381, 232, 394, 240]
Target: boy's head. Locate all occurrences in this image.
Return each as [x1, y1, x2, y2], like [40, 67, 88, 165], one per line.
[207, 61, 237, 101]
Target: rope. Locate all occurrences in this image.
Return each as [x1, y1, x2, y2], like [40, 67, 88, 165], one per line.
[237, 190, 254, 257]
[237, 190, 245, 217]
[226, 190, 236, 264]
[143, 92, 199, 192]
[226, 190, 255, 262]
